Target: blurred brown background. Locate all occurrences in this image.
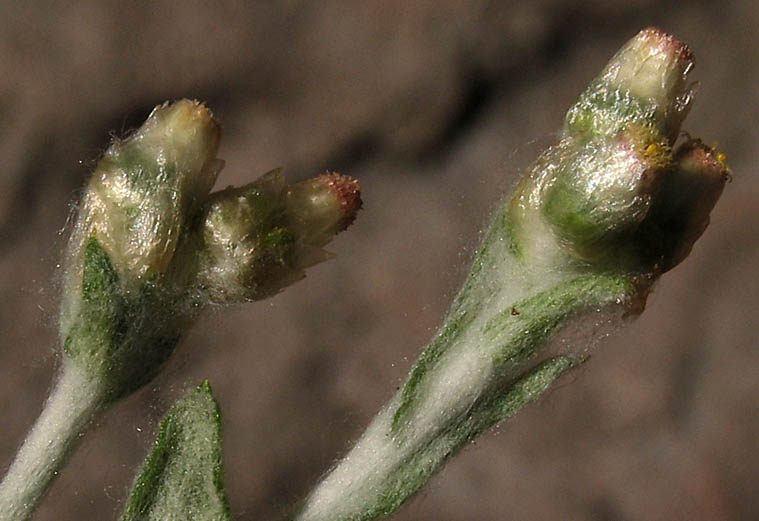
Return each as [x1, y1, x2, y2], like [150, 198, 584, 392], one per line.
[0, 1, 757, 520]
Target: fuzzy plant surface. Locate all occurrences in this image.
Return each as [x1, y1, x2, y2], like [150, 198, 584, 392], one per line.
[0, 100, 361, 521]
[290, 27, 729, 521]
[0, 27, 730, 521]
[119, 381, 230, 521]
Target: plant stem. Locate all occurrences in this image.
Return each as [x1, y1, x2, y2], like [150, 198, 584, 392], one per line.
[292, 263, 634, 521]
[0, 361, 105, 521]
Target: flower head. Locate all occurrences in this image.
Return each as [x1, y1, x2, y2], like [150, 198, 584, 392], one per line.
[196, 169, 361, 303]
[66, 100, 222, 286]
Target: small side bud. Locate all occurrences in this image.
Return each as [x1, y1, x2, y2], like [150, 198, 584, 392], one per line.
[636, 138, 730, 272]
[196, 170, 361, 303]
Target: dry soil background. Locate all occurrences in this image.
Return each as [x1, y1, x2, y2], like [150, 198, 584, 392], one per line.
[0, 1, 757, 520]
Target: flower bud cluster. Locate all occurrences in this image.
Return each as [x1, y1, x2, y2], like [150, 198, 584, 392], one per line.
[508, 28, 728, 275]
[292, 29, 729, 521]
[60, 99, 360, 401]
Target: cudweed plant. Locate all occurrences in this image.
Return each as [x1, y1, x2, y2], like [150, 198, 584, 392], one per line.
[0, 100, 361, 521]
[0, 28, 729, 521]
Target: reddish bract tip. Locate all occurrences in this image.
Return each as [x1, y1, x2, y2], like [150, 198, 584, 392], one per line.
[640, 27, 694, 65]
[318, 172, 362, 231]
[675, 138, 732, 184]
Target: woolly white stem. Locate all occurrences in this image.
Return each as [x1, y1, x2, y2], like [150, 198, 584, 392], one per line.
[0, 361, 105, 521]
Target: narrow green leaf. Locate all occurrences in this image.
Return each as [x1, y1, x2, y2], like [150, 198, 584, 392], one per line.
[120, 381, 230, 521]
[484, 273, 634, 368]
[392, 273, 632, 434]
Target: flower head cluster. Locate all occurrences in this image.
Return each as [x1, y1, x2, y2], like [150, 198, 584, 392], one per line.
[508, 28, 729, 275]
[293, 30, 730, 521]
[60, 100, 361, 401]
